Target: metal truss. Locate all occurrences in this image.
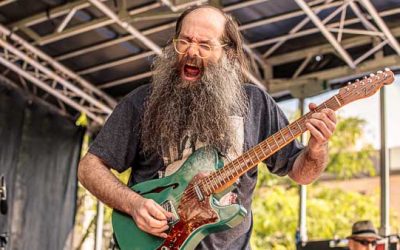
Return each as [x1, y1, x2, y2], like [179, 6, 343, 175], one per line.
[0, 0, 398, 125]
[253, 0, 400, 79]
[0, 24, 116, 125]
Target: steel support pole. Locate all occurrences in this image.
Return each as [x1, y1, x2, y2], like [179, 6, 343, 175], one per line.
[379, 87, 390, 237]
[298, 98, 308, 244]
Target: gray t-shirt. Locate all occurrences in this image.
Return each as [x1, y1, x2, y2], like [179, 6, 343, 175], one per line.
[89, 83, 304, 250]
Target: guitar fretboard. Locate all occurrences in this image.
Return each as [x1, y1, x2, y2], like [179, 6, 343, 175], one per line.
[200, 95, 343, 195]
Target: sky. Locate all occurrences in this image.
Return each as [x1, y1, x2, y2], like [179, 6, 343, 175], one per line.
[278, 73, 400, 149]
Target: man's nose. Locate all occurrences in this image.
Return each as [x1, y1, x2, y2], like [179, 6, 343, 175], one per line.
[186, 43, 200, 58]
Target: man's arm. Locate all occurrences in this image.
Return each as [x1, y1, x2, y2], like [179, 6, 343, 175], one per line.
[289, 143, 328, 185]
[78, 152, 172, 238]
[288, 103, 336, 184]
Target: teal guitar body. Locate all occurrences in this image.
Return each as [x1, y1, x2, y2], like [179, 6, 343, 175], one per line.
[112, 147, 247, 250]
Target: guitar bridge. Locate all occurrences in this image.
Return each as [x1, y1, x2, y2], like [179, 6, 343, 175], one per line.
[160, 200, 179, 225]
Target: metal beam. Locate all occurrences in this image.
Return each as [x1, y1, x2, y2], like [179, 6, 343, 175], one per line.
[77, 51, 155, 75]
[53, 0, 345, 64]
[267, 24, 400, 65]
[0, 24, 116, 124]
[86, 0, 266, 91]
[359, 0, 400, 55]
[10, 0, 108, 28]
[295, 0, 355, 68]
[34, 2, 162, 46]
[239, 0, 343, 31]
[268, 54, 400, 93]
[88, 0, 162, 54]
[55, 22, 175, 61]
[248, 7, 400, 49]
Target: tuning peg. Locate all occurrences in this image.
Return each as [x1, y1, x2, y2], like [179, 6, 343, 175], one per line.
[377, 70, 383, 74]
[347, 81, 352, 85]
[356, 79, 360, 82]
[363, 76, 368, 79]
[370, 73, 375, 77]
[385, 68, 390, 71]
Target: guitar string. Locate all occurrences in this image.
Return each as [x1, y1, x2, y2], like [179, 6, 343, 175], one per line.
[163, 88, 363, 203]
[154, 76, 386, 206]
[165, 96, 340, 202]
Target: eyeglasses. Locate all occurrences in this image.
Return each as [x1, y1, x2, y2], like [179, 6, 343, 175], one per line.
[172, 38, 227, 59]
[353, 238, 378, 247]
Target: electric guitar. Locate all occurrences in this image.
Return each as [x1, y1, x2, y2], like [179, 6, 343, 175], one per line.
[112, 69, 395, 250]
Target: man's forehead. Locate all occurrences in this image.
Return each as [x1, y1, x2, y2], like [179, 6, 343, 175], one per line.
[180, 7, 226, 40]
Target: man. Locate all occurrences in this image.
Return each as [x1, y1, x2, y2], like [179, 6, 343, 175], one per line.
[347, 220, 382, 250]
[78, 5, 337, 250]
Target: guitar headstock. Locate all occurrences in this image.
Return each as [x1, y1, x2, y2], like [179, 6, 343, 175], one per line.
[338, 68, 395, 105]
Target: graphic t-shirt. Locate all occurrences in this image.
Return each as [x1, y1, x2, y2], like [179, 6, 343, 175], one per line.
[89, 83, 304, 250]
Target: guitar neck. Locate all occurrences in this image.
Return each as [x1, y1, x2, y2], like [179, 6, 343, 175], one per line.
[200, 68, 394, 195]
[201, 95, 344, 194]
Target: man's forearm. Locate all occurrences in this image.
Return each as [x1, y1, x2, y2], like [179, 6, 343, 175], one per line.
[288, 144, 329, 185]
[78, 153, 140, 214]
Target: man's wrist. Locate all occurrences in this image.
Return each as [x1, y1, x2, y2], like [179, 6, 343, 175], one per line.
[308, 142, 328, 159]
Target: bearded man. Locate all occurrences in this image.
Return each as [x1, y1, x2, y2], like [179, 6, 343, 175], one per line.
[78, 5, 337, 250]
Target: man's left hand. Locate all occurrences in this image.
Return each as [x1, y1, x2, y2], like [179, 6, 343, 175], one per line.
[305, 103, 337, 153]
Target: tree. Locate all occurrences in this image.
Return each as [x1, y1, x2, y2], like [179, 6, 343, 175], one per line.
[250, 115, 397, 250]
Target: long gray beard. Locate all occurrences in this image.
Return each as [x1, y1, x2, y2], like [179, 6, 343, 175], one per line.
[141, 45, 248, 155]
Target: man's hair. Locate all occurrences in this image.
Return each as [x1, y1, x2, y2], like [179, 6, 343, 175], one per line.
[174, 5, 250, 82]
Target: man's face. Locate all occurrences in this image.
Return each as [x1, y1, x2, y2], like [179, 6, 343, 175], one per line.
[176, 8, 226, 83]
[349, 237, 378, 250]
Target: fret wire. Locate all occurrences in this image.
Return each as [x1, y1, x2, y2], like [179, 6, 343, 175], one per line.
[288, 126, 295, 138]
[252, 148, 261, 162]
[237, 156, 245, 175]
[259, 143, 269, 158]
[272, 134, 279, 147]
[296, 120, 303, 133]
[279, 129, 287, 142]
[253, 146, 262, 160]
[244, 151, 255, 168]
[266, 140, 273, 152]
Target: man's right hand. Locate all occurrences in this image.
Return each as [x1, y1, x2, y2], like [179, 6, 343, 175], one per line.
[129, 196, 174, 238]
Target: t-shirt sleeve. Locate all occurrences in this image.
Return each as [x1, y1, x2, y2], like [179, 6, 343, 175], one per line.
[248, 85, 304, 176]
[88, 96, 140, 173]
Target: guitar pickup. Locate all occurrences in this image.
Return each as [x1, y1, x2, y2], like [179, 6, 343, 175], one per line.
[160, 200, 179, 225]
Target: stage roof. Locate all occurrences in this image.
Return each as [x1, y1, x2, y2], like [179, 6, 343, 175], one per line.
[0, 0, 399, 126]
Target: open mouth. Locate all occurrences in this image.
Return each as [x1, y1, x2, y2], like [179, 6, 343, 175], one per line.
[183, 63, 202, 81]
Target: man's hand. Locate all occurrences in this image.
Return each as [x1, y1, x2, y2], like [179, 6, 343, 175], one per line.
[129, 196, 174, 238]
[305, 103, 337, 154]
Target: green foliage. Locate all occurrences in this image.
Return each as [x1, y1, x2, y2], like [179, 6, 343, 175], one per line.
[250, 115, 396, 250]
[326, 116, 377, 179]
[251, 179, 399, 250]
